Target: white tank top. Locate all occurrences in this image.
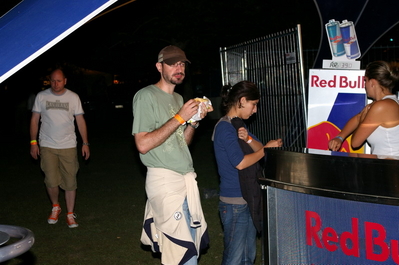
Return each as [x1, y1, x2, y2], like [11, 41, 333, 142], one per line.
[367, 95, 399, 156]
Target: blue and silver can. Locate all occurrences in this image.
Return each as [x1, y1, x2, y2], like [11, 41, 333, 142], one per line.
[325, 19, 345, 57]
[340, 19, 361, 59]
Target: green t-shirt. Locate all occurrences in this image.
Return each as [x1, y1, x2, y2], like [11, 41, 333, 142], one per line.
[132, 85, 194, 175]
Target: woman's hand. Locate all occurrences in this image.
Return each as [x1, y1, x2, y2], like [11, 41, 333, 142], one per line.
[265, 138, 283, 148]
[328, 137, 343, 151]
[359, 102, 374, 123]
[237, 127, 250, 142]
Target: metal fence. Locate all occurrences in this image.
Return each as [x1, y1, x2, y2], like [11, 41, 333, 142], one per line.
[219, 24, 307, 148]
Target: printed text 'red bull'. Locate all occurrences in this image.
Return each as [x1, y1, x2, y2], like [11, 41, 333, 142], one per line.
[310, 75, 365, 89]
[306, 210, 399, 263]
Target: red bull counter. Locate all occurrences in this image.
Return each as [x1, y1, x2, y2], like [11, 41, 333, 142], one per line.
[259, 148, 399, 265]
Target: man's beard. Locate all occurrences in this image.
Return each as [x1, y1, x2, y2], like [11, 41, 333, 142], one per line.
[164, 72, 184, 85]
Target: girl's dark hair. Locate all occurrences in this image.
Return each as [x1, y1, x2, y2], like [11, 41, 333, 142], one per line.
[365, 61, 399, 92]
[220, 80, 260, 113]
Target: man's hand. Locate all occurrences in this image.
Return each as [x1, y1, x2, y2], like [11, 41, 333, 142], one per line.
[198, 102, 211, 119]
[82, 145, 90, 160]
[177, 99, 200, 121]
[30, 145, 40, 159]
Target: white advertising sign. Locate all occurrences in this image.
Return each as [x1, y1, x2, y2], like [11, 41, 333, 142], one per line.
[307, 69, 367, 153]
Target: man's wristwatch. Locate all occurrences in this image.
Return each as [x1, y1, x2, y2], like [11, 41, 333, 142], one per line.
[188, 122, 199, 129]
[83, 142, 90, 146]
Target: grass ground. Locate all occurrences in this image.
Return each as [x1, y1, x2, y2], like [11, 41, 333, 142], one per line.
[0, 110, 263, 265]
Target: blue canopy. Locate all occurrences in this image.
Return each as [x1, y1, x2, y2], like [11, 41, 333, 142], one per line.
[0, 0, 117, 83]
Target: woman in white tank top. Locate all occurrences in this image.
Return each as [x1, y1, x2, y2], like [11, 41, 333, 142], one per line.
[329, 61, 399, 156]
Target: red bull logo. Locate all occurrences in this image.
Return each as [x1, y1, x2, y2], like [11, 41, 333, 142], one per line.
[306, 210, 399, 263]
[308, 121, 349, 152]
[307, 121, 363, 153]
[311, 75, 364, 88]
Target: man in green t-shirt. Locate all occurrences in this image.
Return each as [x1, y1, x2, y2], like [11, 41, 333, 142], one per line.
[132, 45, 210, 265]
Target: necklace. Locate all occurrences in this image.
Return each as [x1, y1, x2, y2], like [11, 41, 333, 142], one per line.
[227, 115, 240, 120]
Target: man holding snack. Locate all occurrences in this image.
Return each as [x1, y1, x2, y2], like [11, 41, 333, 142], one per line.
[132, 45, 211, 265]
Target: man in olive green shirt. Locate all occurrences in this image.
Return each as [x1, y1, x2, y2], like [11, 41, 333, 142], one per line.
[132, 45, 210, 265]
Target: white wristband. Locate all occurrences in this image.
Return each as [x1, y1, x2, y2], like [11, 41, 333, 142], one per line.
[335, 136, 343, 142]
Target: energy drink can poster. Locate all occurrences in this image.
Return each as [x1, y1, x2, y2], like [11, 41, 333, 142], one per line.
[326, 19, 345, 57]
[306, 69, 366, 153]
[340, 20, 361, 59]
[325, 19, 361, 60]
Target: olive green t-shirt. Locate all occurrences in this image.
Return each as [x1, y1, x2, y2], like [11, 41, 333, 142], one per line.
[132, 85, 194, 175]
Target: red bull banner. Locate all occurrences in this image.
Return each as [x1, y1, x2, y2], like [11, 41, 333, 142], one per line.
[267, 187, 399, 264]
[306, 69, 366, 153]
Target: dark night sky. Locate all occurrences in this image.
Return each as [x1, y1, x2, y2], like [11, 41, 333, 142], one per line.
[60, 0, 320, 69]
[5, 0, 320, 84]
[3, 0, 398, 97]
[2, 0, 399, 138]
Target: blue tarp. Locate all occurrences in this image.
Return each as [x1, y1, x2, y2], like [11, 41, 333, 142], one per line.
[0, 0, 117, 83]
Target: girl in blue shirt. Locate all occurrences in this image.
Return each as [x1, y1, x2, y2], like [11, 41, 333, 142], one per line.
[212, 81, 282, 264]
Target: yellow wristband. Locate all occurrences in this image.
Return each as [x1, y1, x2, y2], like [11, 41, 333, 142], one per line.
[30, 140, 37, 145]
[174, 114, 185, 125]
[246, 136, 253, 144]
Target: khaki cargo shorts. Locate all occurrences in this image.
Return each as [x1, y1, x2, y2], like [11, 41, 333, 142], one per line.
[40, 147, 79, 191]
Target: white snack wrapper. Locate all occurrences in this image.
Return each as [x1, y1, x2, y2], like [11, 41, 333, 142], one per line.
[187, 96, 213, 123]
